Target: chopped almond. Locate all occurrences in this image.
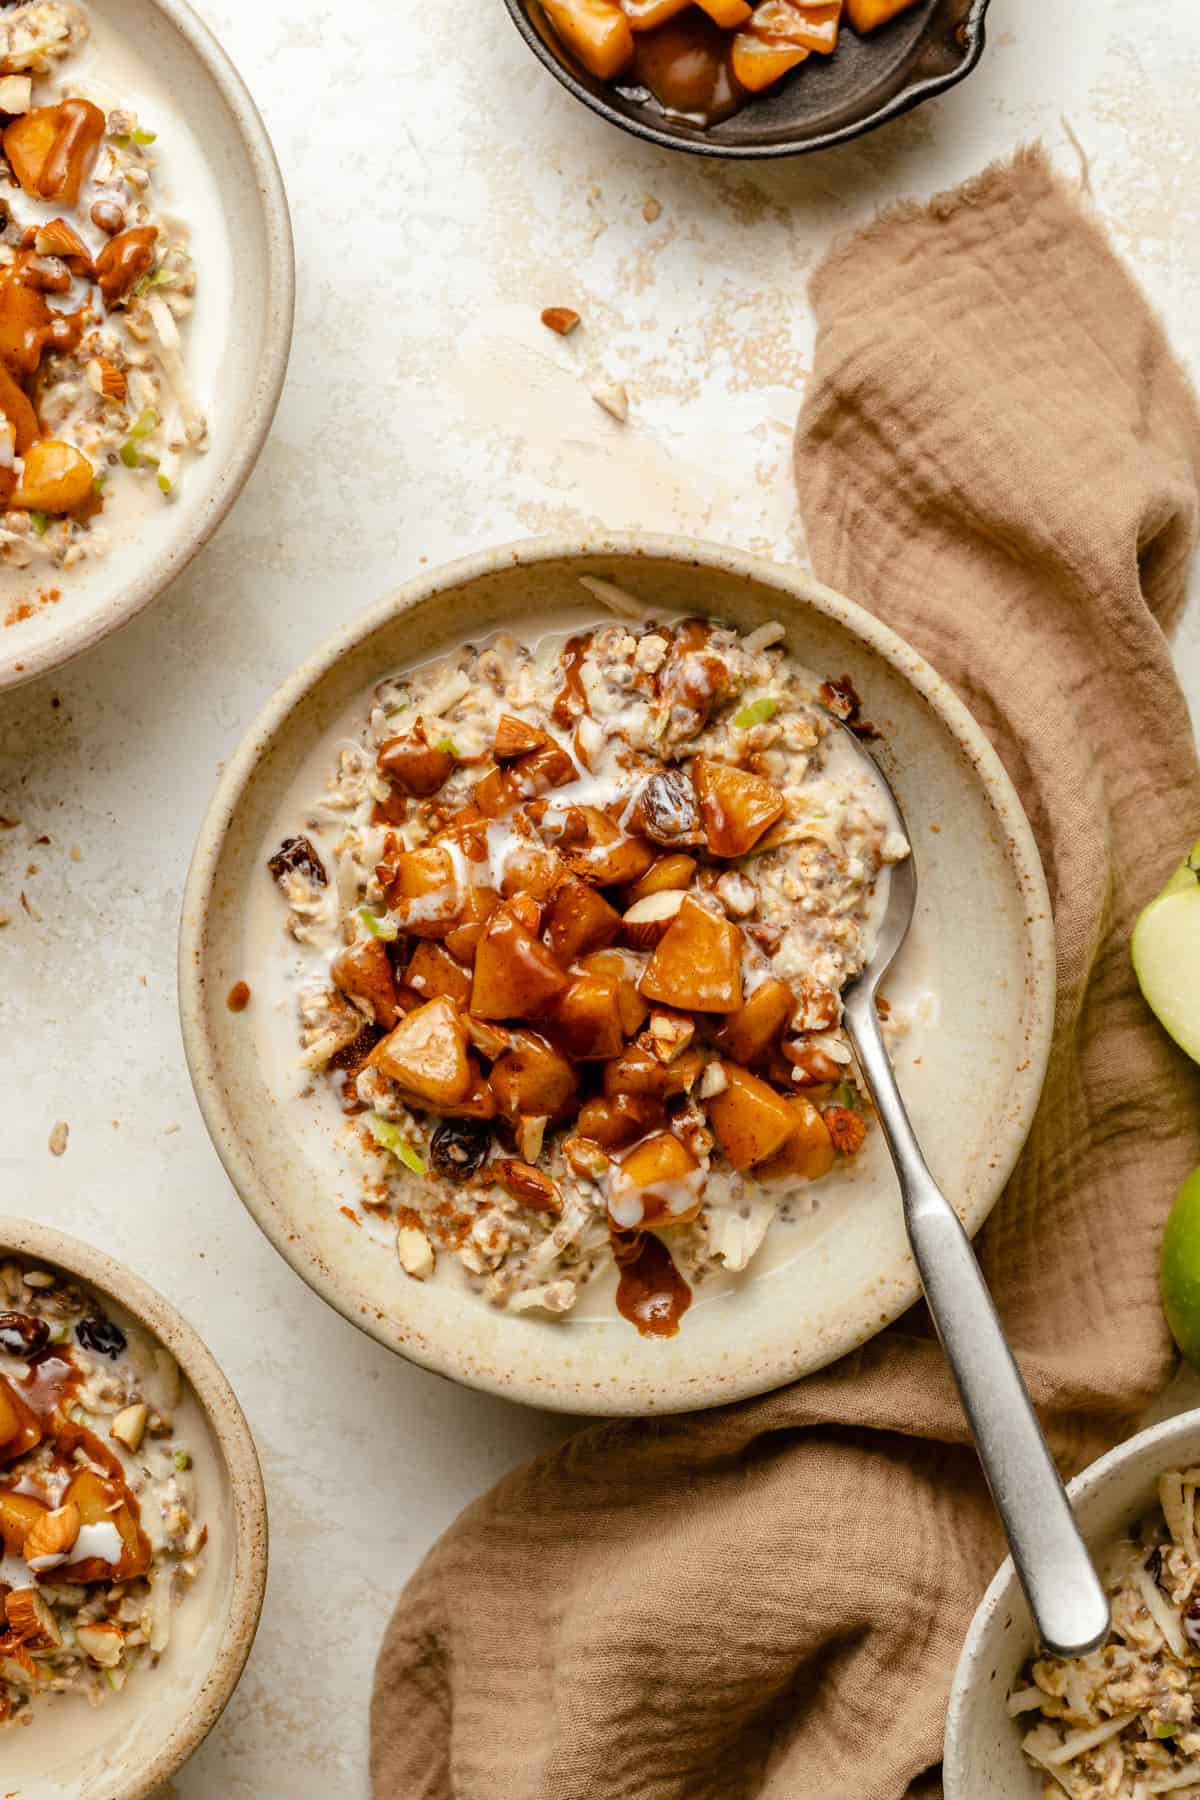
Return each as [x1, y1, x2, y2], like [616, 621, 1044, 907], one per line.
[639, 894, 744, 1012]
[494, 714, 552, 760]
[5, 1587, 60, 1650]
[368, 997, 472, 1109]
[498, 1160, 562, 1212]
[541, 306, 580, 336]
[332, 937, 399, 1029]
[621, 888, 685, 949]
[714, 977, 795, 1065]
[692, 757, 784, 858]
[704, 1063, 795, 1170]
[641, 1006, 696, 1064]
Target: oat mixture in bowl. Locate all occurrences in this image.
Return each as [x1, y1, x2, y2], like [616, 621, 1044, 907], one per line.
[0, 1, 205, 592]
[266, 600, 911, 1336]
[183, 538, 1053, 1415]
[1009, 1470, 1200, 1799]
[0, 1256, 204, 1727]
[0, 1220, 265, 1799]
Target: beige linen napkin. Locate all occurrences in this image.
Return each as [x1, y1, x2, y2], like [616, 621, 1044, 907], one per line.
[372, 147, 1200, 1799]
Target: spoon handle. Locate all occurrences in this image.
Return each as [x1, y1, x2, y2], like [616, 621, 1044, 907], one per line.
[842, 988, 1110, 1659]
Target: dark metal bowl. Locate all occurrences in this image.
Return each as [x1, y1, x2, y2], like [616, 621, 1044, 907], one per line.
[501, 0, 990, 158]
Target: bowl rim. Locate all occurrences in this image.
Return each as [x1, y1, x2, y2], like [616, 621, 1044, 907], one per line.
[500, 0, 991, 160]
[178, 530, 1057, 1413]
[944, 1406, 1200, 1797]
[2, 0, 296, 693]
[0, 1214, 268, 1800]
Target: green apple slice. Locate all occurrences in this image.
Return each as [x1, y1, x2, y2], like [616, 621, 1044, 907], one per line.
[1132, 838, 1200, 1064]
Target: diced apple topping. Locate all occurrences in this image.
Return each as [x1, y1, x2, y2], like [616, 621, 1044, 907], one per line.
[332, 937, 399, 1029]
[609, 1132, 704, 1230]
[544, 877, 622, 964]
[405, 940, 473, 1010]
[380, 845, 462, 936]
[639, 894, 743, 1012]
[471, 908, 569, 1019]
[490, 1030, 578, 1125]
[692, 757, 784, 858]
[714, 977, 795, 1065]
[552, 974, 626, 1060]
[704, 1062, 796, 1171]
[377, 725, 454, 797]
[368, 997, 471, 1108]
[756, 1097, 836, 1181]
[0, 1380, 40, 1466]
[621, 853, 697, 904]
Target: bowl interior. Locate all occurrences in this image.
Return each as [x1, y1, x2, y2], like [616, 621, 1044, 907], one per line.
[0, 1219, 265, 1800]
[0, 0, 292, 691]
[181, 538, 1053, 1416]
[945, 1414, 1200, 1800]
[511, 0, 988, 156]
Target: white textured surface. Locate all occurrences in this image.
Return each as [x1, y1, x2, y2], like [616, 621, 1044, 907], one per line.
[2, 0, 1199, 1793]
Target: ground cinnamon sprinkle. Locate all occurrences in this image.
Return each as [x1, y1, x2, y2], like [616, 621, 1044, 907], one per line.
[4, 587, 61, 628]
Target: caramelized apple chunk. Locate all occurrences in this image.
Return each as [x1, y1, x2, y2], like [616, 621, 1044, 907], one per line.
[471, 908, 569, 1019]
[639, 894, 744, 1012]
[756, 1097, 836, 1181]
[331, 937, 399, 1029]
[377, 726, 455, 797]
[489, 1029, 578, 1125]
[368, 996, 471, 1108]
[404, 940, 473, 1010]
[609, 1132, 703, 1230]
[61, 1468, 148, 1583]
[705, 1062, 796, 1170]
[540, 0, 635, 79]
[0, 1380, 39, 1466]
[578, 948, 650, 1036]
[552, 973, 625, 1060]
[846, 0, 920, 31]
[620, 853, 697, 905]
[577, 1091, 667, 1149]
[603, 1043, 705, 1100]
[568, 807, 656, 887]
[692, 757, 784, 858]
[714, 977, 795, 1065]
[380, 845, 462, 936]
[0, 1488, 46, 1555]
[4, 99, 104, 205]
[544, 876, 622, 965]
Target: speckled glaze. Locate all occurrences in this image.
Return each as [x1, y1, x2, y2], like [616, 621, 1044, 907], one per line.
[178, 534, 1055, 1416]
[0, 0, 294, 693]
[504, 0, 990, 159]
[945, 1410, 1200, 1799]
[0, 1217, 267, 1800]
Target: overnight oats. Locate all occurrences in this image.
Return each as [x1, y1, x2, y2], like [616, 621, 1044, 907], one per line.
[0, 1, 205, 616]
[263, 599, 909, 1337]
[1011, 1471, 1200, 1799]
[0, 1258, 205, 1727]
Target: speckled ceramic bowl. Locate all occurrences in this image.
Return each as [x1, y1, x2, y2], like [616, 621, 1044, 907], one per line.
[0, 0, 294, 692]
[179, 534, 1055, 1416]
[0, 1217, 267, 1800]
[945, 1410, 1200, 1799]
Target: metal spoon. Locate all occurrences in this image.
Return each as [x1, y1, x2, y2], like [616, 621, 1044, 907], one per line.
[837, 733, 1110, 1659]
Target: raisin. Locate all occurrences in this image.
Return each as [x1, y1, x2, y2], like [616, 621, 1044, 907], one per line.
[75, 1315, 127, 1359]
[0, 1312, 49, 1357]
[637, 770, 705, 848]
[268, 835, 327, 887]
[430, 1118, 492, 1182]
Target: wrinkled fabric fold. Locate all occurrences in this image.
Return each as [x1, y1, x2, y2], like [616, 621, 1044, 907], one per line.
[372, 147, 1200, 1800]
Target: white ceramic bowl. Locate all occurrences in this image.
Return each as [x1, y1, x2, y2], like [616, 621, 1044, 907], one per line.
[179, 533, 1056, 1415]
[0, 0, 294, 691]
[0, 1217, 267, 1800]
[945, 1409, 1200, 1798]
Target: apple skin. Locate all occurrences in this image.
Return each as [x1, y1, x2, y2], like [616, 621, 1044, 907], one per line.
[1131, 837, 1200, 1066]
[1162, 1167, 1200, 1371]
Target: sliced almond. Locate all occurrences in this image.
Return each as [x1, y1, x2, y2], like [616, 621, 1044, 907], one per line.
[23, 1501, 80, 1566]
[396, 1223, 434, 1280]
[34, 217, 92, 271]
[463, 1014, 511, 1060]
[87, 356, 127, 402]
[498, 1160, 562, 1212]
[642, 1006, 696, 1064]
[110, 1403, 148, 1453]
[562, 1135, 610, 1181]
[515, 1114, 549, 1165]
[593, 382, 629, 423]
[0, 76, 31, 115]
[621, 888, 685, 949]
[75, 1621, 124, 1668]
[5, 1587, 61, 1650]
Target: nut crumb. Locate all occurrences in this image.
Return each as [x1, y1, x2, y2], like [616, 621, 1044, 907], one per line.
[593, 382, 629, 423]
[48, 1121, 69, 1157]
[69, 843, 82, 862]
[541, 306, 580, 337]
[642, 196, 661, 222]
